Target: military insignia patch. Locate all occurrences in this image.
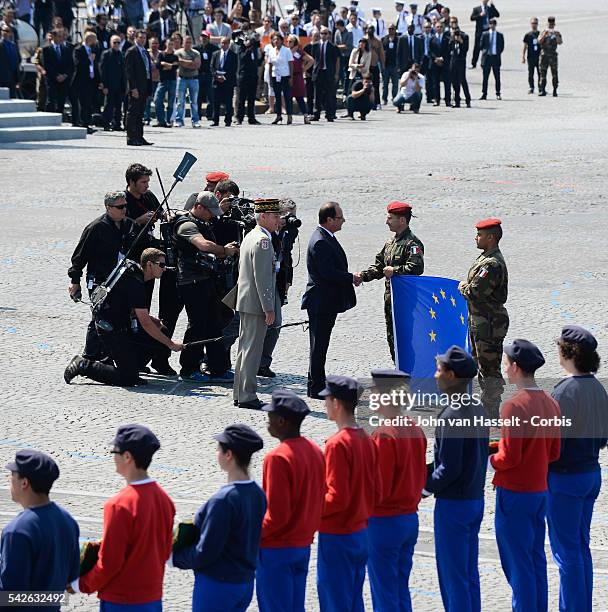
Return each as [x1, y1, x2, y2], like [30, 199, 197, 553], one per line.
[261, 239, 270, 250]
[478, 267, 489, 278]
[410, 245, 420, 255]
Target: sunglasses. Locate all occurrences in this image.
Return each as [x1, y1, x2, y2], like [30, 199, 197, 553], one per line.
[110, 449, 125, 455]
[154, 261, 167, 268]
[108, 204, 127, 210]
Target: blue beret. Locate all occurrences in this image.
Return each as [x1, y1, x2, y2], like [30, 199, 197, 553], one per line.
[371, 368, 409, 379]
[560, 325, 598, 351]
[214, 424, 264, 454]
[437, 345, 478, 379]
[319, 375, 361, 403]
[112, 424, 160, 455]
[5, 450, 60, 489]
[504, 339, 545, 372]
[262, 388, 310, 417]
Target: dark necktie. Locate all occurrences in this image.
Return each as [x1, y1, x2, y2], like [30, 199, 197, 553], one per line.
[321, 42, 326, 69]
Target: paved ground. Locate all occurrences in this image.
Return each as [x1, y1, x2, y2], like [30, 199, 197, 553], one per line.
[1, 0, 608, 609]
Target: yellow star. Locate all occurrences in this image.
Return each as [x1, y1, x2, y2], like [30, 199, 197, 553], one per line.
[429, 330, 437, 342]
[429, 308, 436, 319]
[450, 296, 456, 307]
[440, 289, 446, 299]
[432, 293, 439, 304]
[460, 314, 465, 325]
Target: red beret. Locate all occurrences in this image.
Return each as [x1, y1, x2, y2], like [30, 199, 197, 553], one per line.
[387, 201, 412, 214]
[201, 30, 212, 37]
[206, 171, 230, 183]
[475, 217, 502, 229]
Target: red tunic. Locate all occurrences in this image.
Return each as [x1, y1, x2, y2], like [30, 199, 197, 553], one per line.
[261, 437, 326, 548]
[291, 49, 306, 98]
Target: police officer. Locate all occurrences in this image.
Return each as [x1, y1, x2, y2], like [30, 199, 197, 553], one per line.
[538, 16, 562, 97]
[458, 217, 508, 418]
[358, 201, 424, 362]
[68, 191, 138, 361]
[1, 451, 80, 603]
[174, 191, 239, 383]
[64, 248, 183, 387]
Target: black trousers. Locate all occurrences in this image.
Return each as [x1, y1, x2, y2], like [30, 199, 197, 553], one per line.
[237, 77, 257, 121]
[76, 78, 97, 127]
[212, 83, 234, 125]
[369, 65, 380, 107]
[472, 31, 483, 67]
[158, 269, 184, 338]
[420, 57, 434, 102]
[307, 311, 337, 396]
[482, 56, 501, 95]
[305, 76, 314, 113]
[34, 4, 52, 37]
[450, 61, 471, 104]
[126, 91, 146, 141]
[45, 77, 68, 114]
[527, 58, 540, 89]
[432, 64, 451, 105]
[178, 279, 229, 375]
[102, 88, 123, 128]
[198, 72, 213, 118]
[272, 76, 293, 116]
[313, 71, 336, 119]
[83, 327, 169, 386]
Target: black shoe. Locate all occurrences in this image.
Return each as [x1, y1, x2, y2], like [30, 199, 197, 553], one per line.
[64, 355, 84, 384]
[271, 116, 283, 124]
[140, 366, 151, 373]
[310, 115, 320, 121]
[249, 118, 261, 125]
[238, 399, 264, 410]
[307, 392, 324, 400]
[151, 360, 177, 376]
[433, 101, 440, 106]
[86, 127, 97, 135]
[496, 94, 502, 100]
[237, 119, 243, 125]
[211, 121, 219, 126]
[103, 126, 111, 131]
[452, 102, 461, 108]
[479, 94, 487, 100]
[327, 117, 334, 122]
[153, 122, 167, 127]
[233, 400, 238, 406]
[471, 63, 476, 69]
[528, 88, 534, 94]
[140, 139, 154, 146]
[359, 115, 365, 120]
[144, 119, 151, 126]
[466, 101, 471, 108]
[553, 90, 558, 97]
[127, 139, 143, 146]
[257, 366, 276, 378]
[539, 90, 547, 97]
[112, 125, 124, 131]
[225, 122, 231, 127]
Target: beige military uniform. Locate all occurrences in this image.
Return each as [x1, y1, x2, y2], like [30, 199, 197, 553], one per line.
[223, 225, 281, 403]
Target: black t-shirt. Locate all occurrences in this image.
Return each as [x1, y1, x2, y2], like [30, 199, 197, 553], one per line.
[523, 30, 540, 60]
[352, 80, 370, 97]
[195, 42, 219, 75]
[125, 189, 161, 220]
[157, 52, 178, 81]
[95, 265, 151, 329]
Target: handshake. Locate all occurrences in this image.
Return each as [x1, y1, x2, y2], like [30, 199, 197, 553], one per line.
[352, 267, 395, 287]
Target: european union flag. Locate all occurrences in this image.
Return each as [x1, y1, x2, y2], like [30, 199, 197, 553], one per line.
[391, 276, 469, 387]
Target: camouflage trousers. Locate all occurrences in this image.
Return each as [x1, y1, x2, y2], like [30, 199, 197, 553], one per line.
[539, 53, 558, 91]
[384, 289, 396, 363]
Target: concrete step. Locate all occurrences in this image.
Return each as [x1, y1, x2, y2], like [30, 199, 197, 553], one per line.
[0, 126, 87, 143]
[0, 99, 37, 113]
[0, 112, 62, 128]
[0, 88, 8, 100]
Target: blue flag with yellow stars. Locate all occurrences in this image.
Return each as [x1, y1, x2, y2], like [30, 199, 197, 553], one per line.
[391, 276, 469, 385]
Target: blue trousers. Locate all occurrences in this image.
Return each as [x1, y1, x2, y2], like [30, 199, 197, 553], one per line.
[547, 471, 601, 612]
[100, 601, 161, 611]
[192, 573, 253, 612]
[495, 487, 548, 612]
[256, 546, 311, 612]
[317, 529, 367, 612]
[367, 514, 418, 612]
[154, 79, 177, 125]
[434, 497, 483, 612]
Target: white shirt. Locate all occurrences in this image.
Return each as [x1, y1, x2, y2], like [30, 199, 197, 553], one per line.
[395, 9, 409, 35]
[319, 225, 335, 238]
[346, 23, 364, 47]
[268, 45, 293, 78]
[400, 72, 425, 98]
[406, 12, 424, 35]
[370, 17, 387, 38]
[489, 30, 497, 54]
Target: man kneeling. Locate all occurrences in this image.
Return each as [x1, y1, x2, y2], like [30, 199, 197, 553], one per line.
[393, 64, 424, 113]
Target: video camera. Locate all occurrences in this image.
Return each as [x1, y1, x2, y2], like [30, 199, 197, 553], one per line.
[225, 196, 257, 235]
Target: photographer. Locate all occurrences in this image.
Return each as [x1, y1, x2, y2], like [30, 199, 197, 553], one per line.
[236, 33, 262, 125]
[68, 191, 138, 361]
[344, 73, 374, 120]
[174, 192, 239, 382]
[64, 248, 183, 387]
[449, 21, 471, 108]
[392, 63, 424, 113]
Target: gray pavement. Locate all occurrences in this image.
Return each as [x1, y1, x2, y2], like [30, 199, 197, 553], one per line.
[1, 0, 608, 609]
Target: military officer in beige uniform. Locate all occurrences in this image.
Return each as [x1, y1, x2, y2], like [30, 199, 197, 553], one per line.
[358, 201, 425, 362]
[223, 199, 283, 410]
[458, 217, 509, 417]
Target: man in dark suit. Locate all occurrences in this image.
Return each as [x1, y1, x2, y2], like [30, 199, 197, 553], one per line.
[72, 32, 100, 134]
[124, 29, 152, 145]
[148, 8, 177, 48]
[310, 26, 339, 122]
[236, 35, 262, 125]
[470, 0, 499, 68]
[0, 24, 21, 98]
[94, 13, 112, 51]
[449, 20, 471, 107]
[100, 34, 126, 130]
[397, 23, 423, 74]
[43, 28, 73, 115]
[210, 36, 237, 127]
[301, 202, 358, 399]
[419, 20, 435, 103]
[480, 18, 503, 100]
[430, 22, 451, 107]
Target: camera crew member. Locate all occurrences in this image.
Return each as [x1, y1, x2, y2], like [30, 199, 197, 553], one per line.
[68, 191, 137, 360]
[236, 33, 262, 125]
[393, 64, 424, 113]
[259, 199, 301, 377]
[64, 248, 183, 387]
[344, 73, 374, 120]
[174, 192, 239, 382]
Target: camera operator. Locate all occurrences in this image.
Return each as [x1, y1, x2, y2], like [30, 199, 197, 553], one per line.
[68, 191, 138, 361]
[174, 191, 239, 382]
[258, 198, 301, 378]
[343, 73, 374, 120]
[392, 63, 424, 113]
[64, 248, 183, 387]
[235, 32, 262, 125]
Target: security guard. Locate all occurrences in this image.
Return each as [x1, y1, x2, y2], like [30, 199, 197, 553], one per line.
[173, 191, 239, 382]
[1, 451, 80, 604]
[68, 191, 138, 360]
[458, 217, 508, 418]
[538, 16, 562, 97]
[223, 199, 282, 410]
[359, 201, 424, 362]
[64, 248, 183, 387]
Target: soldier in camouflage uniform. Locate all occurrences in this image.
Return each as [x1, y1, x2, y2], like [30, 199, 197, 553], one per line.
[538, 16, 562, 97]
[458, 218, 509, 417]
[358, 201, 424, 362]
